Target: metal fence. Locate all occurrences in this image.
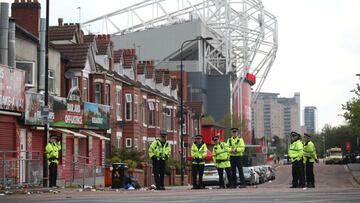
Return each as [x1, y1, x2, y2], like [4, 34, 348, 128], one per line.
[0, 151, 42, 187]
[68, 155, 102, 188]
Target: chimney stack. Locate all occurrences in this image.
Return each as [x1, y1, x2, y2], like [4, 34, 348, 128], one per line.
[58, 18, 63, 26]
[11, 0, 41, 38]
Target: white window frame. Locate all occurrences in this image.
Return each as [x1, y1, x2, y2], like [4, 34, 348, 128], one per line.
[48, 69, 55, 93]
[155, 102, 160, 128]
[95, 83, 102, 104]
[71, 77, 79, 88]
[142, 96, 147, 127]
[125, 93, 132, 121]
[134, 138, 139, 150]
[105, 84, 110, 105]
[125, 138, 132, 148]
[116, 86, 122, 121]
[148, 102, 155, 127]
[83, 78, 88, 102]
[16, 61, 35, 87]
[134, 94, 138, 122]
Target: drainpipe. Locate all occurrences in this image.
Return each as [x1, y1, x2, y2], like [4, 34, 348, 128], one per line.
[39, 18, 46, 90]
[8, 18, 15, 68]
[0, 3, 9, 65]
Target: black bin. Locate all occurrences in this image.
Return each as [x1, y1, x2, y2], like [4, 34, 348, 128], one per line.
[111, 163, 129, 189]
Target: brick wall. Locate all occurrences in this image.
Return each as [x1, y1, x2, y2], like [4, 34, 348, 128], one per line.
[11, 0, 41, 38]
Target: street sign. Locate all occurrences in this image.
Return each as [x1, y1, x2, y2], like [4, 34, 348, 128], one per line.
[262, 146, 268, 154]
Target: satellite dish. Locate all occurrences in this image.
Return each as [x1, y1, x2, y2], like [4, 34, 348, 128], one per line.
[64, 70, 75, 79]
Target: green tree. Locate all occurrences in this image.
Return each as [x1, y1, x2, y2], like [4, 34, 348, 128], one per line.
[204, 115, 215, 123]
[342, 83, 360, 133]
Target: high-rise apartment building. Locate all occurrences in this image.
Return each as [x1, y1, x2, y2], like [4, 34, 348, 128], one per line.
[304, 106, 317, 134]
[252, 92, 301, 139]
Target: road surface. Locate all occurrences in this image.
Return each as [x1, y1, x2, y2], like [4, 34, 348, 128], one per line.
[1, 163, 359, 203]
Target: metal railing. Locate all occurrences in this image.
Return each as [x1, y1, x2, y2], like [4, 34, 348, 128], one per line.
[0, 151, 42, 187]
[69, 155, 102, 188]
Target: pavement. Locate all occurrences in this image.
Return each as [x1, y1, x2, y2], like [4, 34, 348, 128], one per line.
[347, 163, 360, 185]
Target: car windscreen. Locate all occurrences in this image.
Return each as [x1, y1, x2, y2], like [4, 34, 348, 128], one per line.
[204, 165, 217, 171]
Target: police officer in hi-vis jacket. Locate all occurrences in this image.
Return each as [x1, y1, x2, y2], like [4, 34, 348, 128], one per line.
[191, 134, 208, 189]
[212, 134, 232, 188]
[226, 127, 246, 188]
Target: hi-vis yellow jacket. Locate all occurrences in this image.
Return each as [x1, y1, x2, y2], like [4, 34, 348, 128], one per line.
[289, 139, 303, 162]
[226, 136, 245, 156]
[303, 141, 317, 163]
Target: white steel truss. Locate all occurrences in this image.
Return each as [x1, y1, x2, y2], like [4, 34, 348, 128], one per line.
[82, 0, 277, 119]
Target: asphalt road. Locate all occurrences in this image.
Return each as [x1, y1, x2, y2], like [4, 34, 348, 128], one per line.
[1, 163, 359, 203]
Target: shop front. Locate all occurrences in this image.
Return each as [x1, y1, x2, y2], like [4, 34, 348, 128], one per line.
[24, 90, 111, 182]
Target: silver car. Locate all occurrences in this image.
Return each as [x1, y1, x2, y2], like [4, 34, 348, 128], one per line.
[203, 163, 228, 186]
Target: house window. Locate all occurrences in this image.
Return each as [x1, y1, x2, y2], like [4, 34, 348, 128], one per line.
[182, 113, 187, 135]
[166, 108, 171, 131]
[134, 138, 139, 150]
[155, 103, 159, 128]
[148, 102, 155, 127]
[105, 84, 110, 105]
[162, 107, 166, 130]
[125, 93, 132, 121]
[71, 77, 79, 88]
[125, 138, 132, 148]
[83, 78, 88, 102]
[134, 94, 138, 122]
[48, 70, 54, 93]
[116, 87, 122, 120]
[142, 97, 147, 127]
[16, 61, 35, 86]
[95, 83, 102, 104]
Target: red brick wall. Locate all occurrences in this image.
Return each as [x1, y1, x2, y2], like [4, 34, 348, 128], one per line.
[11, 0, 41, 38]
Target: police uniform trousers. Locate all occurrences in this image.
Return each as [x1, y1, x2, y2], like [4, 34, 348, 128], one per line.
[305, 160, 315, 187]
[49, 162, 58, 187]
[291, 160, 305, 187]
[217, 167, 232, 188]
[192, 164, 205, 189]
[152, 159, 165, 189]
[230, 156, 246, 187]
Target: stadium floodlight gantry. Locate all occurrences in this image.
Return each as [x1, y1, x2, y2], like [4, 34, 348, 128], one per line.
[82, 0, 277, 118]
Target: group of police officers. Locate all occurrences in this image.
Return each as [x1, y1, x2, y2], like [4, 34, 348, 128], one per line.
[289, 131, 318, 188]
[44, 128, 317, 190]
[148, 127, 246, 190]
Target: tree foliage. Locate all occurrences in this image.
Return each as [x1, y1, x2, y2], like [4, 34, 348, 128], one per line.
[342, 83, 360, 133]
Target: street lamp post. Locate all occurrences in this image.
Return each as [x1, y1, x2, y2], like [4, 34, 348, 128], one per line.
[43, 0, 50, 187]
[180, 36, 212, 186]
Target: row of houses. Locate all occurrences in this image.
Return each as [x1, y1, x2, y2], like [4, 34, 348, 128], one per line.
[0, 0, 200, 185]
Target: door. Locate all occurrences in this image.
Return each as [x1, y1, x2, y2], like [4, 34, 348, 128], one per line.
[19, 129, 26, 183]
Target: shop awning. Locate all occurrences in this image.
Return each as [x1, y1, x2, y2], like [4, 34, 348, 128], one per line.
[53, 128, 87, 138]
[80, 130, 110, 141]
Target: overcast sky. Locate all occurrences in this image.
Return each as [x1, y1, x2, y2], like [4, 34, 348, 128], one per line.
[2, 0, 359, 131]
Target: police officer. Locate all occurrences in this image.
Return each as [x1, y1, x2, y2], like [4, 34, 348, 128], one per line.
[45, 135, 61, 187]
[303, 133, 318, 188]
[289, 131, 305, 188]
[191, 134, 208, 189]
[226, 127, 246, 188]
[212, 134, 232, 189]
[148, 130, 171, 190]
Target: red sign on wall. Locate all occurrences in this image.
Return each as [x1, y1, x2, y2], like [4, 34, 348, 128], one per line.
[345, 141, 351, 153]
[0, 65, 25, 112]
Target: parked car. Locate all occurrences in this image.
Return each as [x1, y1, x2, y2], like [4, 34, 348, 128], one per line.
[253, 165, 267, 183]
[243, 166, 260, 185]
[283, 154, 291, 165]
[203, 163, 227, 187]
